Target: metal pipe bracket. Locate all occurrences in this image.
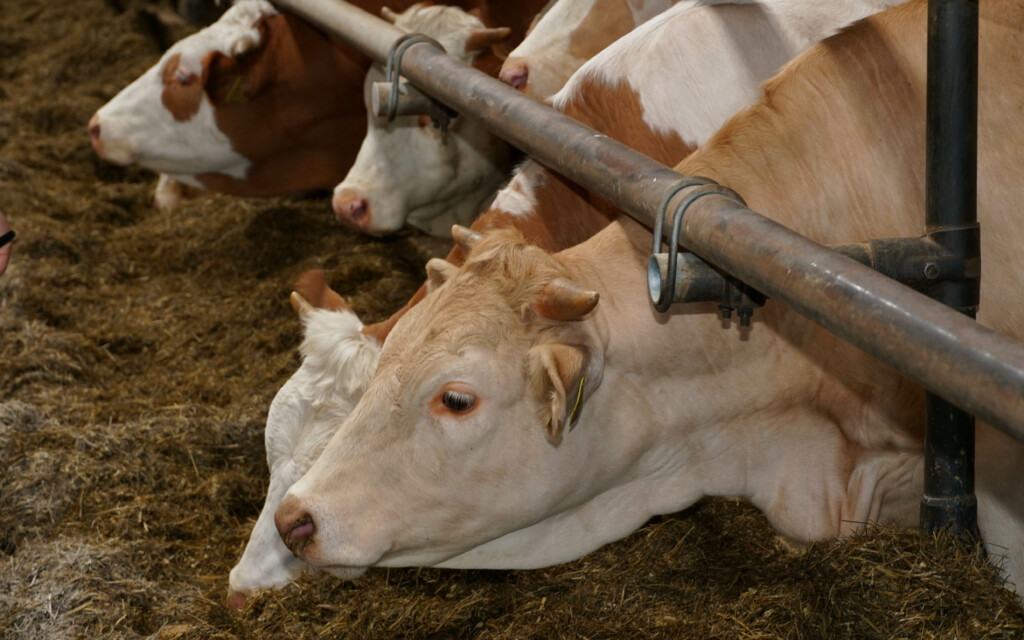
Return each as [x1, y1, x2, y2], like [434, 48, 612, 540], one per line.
[648, 178, 761, 326]
[384, 33, 458, 131]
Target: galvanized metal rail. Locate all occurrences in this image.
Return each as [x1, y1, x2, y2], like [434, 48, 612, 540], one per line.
[273, 0, 1024, 466]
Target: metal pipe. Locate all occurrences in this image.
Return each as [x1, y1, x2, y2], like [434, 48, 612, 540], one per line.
[920, 0, 980, 536]
[649, 237, 966, 306]
[274, 0, 1024, 442]
[371, 81, 434, 118]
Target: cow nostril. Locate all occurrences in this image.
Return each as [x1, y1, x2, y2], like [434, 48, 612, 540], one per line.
[349, 199, 368, 223]
[87, 116, 101, 143]
[287, 515, 315, 552]
[334, 196, 371, 229]
[499, 64, 528, 91]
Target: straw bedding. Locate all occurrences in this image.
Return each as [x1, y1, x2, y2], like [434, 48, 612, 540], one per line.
[1, 1, 1022, 638]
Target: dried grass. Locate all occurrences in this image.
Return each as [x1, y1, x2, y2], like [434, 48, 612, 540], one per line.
[1, 0, 1022, 638]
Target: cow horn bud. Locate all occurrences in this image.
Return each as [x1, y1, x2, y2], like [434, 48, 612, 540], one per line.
[380, 7, 400, 23]
[466, 27, 512, 52]
[534, 278, 599, 321]
[451, 225, 483, 253]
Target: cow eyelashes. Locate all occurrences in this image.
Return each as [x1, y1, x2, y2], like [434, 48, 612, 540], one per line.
[441, 390, 476, 413]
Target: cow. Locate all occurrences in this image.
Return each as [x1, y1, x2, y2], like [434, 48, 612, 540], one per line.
[88, 0, 546, 210]
[273, 0, 1024, 602]
[330, 3, 516, 236]
[226, 0, 904, 606]
[499, 0, 681, 99]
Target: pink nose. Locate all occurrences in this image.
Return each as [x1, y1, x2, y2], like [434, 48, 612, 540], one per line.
[499, 62, 529, 91]
[226, 589, 249, 611]
[275, 495, 316, 557]
[333, 192, 372, 230]
[87, 114, 102, 152]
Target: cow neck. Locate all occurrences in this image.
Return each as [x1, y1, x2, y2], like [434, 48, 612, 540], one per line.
[560, 218, 922, 544]
[203, 11, 369, 195]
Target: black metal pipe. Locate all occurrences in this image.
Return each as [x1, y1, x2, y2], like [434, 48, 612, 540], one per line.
[920, 0, 980, 536]
[273, 0, 1024, 442]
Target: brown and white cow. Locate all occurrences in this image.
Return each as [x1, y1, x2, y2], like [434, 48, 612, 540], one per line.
[499, 0, 682, 99]
[275, 0, 1024, 600]
[88, 0, 545, 210]
[330, 3, 516, 236]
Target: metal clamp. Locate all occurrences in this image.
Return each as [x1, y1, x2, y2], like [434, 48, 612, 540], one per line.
[647, 179, 747, 314]
[384, 34, 458, 131]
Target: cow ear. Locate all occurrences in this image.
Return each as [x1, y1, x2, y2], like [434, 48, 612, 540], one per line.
[426, 258, 458, 293]
[291, 269, 353, 315]
[466, 27, 511, 53]
[290, 291, 315, 317]
[204, 50, 250, 104]
[204, 17, 273, 104]
[528, 343, 588, 445]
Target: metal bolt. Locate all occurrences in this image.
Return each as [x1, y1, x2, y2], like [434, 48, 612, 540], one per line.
[924, 262, 940, 279]
[739, 308, 753, 328]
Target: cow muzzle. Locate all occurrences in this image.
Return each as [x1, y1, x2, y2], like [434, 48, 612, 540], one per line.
[87, 114, 136, 166]
[499, 60, 529, 91]
[332, 189, 372, 231]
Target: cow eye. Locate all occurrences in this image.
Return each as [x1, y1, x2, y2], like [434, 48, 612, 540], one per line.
[174, 69, 193, 85]
[441, 389, 476, 413]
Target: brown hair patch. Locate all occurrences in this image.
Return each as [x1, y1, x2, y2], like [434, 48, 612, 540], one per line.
[161, 52, 204, 122]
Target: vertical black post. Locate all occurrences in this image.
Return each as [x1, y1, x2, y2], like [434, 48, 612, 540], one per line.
[920, 0, 980, 536]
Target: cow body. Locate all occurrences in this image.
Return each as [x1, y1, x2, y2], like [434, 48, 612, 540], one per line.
[331, 4, 516, 236]
[228, 0, 904, 604]
[89, 0, 545, 210]
[277, 0, 1024, 599]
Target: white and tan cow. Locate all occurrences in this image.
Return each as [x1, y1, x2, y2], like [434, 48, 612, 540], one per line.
[330, 3, 515, 236]
[275, 0, 1024, 600]
[89, 0, 546, 210]
[227, 0, 903, 605]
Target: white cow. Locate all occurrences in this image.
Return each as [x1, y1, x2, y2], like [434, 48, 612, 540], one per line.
[226, 271, 381, 610]
[227, 0, 902, 606]
[331, 3, 514, 236]
[276, 0, 1024, 599]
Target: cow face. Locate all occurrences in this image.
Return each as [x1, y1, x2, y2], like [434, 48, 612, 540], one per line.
[275, 229, 607, 575]
[88, 1, 276, 181]
[500, 0, 638, 99]
[227, 276, 381, 608]
[332, 4, 513, 237]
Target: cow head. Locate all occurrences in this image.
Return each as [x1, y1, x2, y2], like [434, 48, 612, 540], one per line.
[226, 271, 381, 609]
[500, 0, 635, 100]
[90, 0, 368, 203]
[332, 4, 514, 237]
[275, 227, 612, 576]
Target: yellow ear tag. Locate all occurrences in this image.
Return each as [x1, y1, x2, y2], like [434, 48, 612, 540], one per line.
[225, 76, 246, 103]
[567, 376, 585, 425]
[545, 376, 586, 431]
